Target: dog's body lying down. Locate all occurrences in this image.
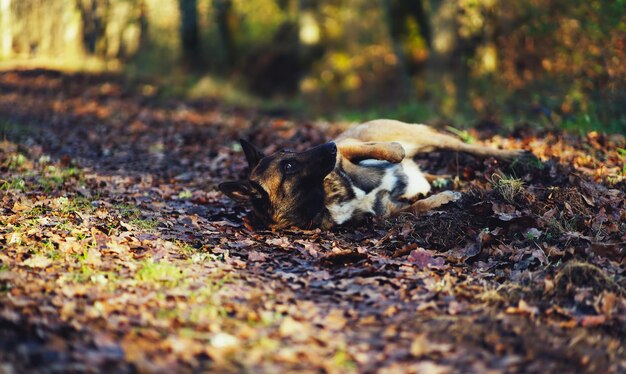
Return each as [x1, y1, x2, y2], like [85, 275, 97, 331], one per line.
[220, 119, 528, 230]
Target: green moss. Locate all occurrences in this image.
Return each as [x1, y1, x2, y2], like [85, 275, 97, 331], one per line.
[136, 260, 185, 285]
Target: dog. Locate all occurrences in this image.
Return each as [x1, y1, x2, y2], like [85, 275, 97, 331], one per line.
[219, 119, 529, 230]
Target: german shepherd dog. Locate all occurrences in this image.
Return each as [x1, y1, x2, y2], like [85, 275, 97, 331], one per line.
[219, 119, 529, 230]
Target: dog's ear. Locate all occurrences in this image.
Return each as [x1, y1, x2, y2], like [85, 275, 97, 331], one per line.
[219, 181, 259, 202]
[240, 139, 265, 169]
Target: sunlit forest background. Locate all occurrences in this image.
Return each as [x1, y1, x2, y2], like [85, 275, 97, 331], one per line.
[1, 0, 625, 132]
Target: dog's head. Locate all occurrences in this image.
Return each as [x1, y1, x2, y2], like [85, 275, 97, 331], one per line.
[219, 139, 337, 229]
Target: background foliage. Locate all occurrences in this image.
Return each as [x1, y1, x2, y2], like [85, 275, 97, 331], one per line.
[1, 0, 624, 131]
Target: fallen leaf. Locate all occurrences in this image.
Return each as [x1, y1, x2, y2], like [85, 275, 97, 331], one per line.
[210, 332, 239, 349]
[279, 317, 311, 341]
[266, 237, 291, 248]
[323, 309, 347, 330]
[506, 300, 539, 316]
[23, 254, 51, 268]
[407, 247, 445, 268]
[248, 250, 268, 262]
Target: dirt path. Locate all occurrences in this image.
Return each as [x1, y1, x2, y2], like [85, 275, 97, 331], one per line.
[1, 70, 625, 373]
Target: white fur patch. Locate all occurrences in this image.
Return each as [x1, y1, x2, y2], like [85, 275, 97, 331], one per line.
[327, 165, 401, 225]
[326, 189, 363, 225]
[326, 155, 433, 224]
[399, 159, 430, 199]
[358, 159, 388, 167]
[397, 141, 419, 157]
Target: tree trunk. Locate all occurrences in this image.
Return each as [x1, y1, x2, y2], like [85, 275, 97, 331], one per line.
[213, 0, 235, 69]
[179, 0, 199, 68]
[0, 0, 12, 58]
[426, 0, 470, 117]
[383, 0, 418, 99]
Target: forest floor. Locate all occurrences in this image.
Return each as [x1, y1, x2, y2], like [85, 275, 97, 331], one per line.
[0, 70, 625, 373]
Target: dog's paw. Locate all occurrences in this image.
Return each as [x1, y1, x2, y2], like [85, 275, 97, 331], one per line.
[439, 190, 462, 204]
[406, 190, 461, 213]
[386, 142, 406, 163]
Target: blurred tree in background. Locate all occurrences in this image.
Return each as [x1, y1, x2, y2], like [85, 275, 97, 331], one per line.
[0, 0, 624, 131]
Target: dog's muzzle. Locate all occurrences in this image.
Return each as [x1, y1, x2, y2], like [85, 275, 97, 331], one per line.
[303, 142, 337, 176]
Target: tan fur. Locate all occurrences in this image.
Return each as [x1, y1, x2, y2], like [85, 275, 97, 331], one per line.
[337, 141, 406, 163]
[333, 119, 526, 216]
[336, 119, 524, 161]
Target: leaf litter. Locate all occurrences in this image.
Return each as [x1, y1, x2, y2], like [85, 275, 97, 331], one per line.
[0, 70, 625, 373]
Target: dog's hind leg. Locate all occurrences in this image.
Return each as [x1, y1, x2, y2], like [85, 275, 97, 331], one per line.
[419, 135, 529, 162]
[336, 119, 528, 161]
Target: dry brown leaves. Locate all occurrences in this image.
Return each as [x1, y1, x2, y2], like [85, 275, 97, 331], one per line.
[0, 70, 625, 373]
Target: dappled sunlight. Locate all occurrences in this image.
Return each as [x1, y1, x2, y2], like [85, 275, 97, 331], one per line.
[0, 0, 623, 130]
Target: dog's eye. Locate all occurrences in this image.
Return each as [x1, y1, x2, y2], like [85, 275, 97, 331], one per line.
[281, 160, 299, 174]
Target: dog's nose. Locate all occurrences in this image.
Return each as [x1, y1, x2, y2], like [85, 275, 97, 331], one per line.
[325, 142, 337, 156]
[308, 142, 337, 155]
[304, 142, 338, 164]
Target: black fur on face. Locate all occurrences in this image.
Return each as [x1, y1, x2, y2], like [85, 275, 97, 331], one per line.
[219, 140, 337, 229]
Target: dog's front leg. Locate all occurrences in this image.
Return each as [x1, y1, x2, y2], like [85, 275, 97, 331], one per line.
[337, 141, 406, 163]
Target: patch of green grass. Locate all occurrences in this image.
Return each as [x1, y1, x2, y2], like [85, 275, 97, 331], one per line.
[136, 260, 185, 286]
[37, 165, 82, 192]
[0, 177, 26, 192]
[129, 218, 158, 231]
[617, 147, 626, 175]
[115, 204, 159, 231]
[27, 217, 40, 226]
[178, 190, 193, 199]
[5, 153, 27, 170]
[71, 264, 95, 283]
[74, 248, 89, 263]
[188, 303, 228, 324]
[431, 178, 449, 189]
[561, 108, 626, 135]
[0, 265, 10, 292]
[332, 345, 357, 371]
[115, 204, 141, 219]
[179, 242, 221, 263]
[35, 240, 60, 260]
[59, 196, 95, 215]
[190, 252, 221, 263]
[69, 264, 117, 287]
[187, 284, 228, 323]
[38, 176, 64, 192]
[25, 205, 46, 217]
[446, 125, 476, 144]
[490, 174, 525, 204]
[178, 242, 196, 255]
[74, 232, 88, 241]
[54, 220, 72, 233]
[156, 307, 180, 320]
